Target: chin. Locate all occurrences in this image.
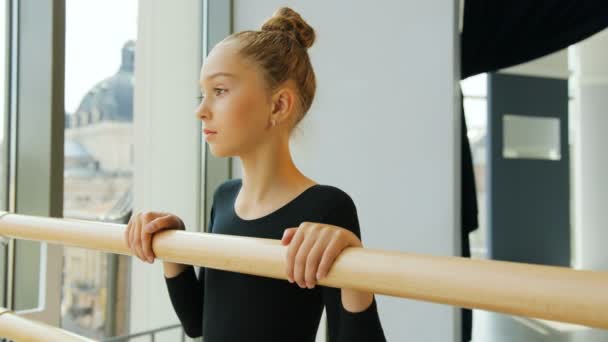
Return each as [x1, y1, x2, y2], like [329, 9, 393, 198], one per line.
[208, 145, 236, 158]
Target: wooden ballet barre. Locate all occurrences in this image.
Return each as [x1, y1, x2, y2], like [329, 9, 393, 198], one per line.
[0, 307, 95, 341]
[1, 211, 607, 329]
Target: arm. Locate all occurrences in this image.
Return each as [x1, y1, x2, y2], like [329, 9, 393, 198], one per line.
[461, 0, 608, 78]
[282, 193, 386, 341]
[321, 197, 385, 342]
[164, 265, 204, 338]
[323, 287, 385, 342]
[163, 204, 215, 338]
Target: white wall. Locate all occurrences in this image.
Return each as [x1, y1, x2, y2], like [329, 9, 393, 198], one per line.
[132, 1, 203, 340]
[233, 1, 461, 341]
[571, 29, 608, 271]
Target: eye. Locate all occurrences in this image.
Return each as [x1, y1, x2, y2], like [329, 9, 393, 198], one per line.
[214, 88, 227, 96]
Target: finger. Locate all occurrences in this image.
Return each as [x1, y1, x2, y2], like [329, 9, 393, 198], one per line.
[125, 217, 131, 249]
[141, 221, 156, 263]
[305, 231, 330, 288]
[285, 228, 305, 283]
[144, 214, 181, 234]
[281, 228, 297, 245]
[294, 233, 318, 288]
[133, 219, 146, 262]
[317, 237, 346, 280]
[129, 214, 138, 256]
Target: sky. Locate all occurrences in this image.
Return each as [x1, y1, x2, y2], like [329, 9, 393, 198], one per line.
[64, 0, 138, 113]
[0, 0, 137, 143]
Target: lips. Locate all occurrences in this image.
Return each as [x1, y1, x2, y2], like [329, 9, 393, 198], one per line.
[203, 129, 217, 134]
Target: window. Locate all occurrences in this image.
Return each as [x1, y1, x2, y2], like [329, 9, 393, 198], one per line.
[0, 0, 9, 309]
[62, 0, 137, 338]
[503, 115, 561, 160]
[460, 73, 488, 258]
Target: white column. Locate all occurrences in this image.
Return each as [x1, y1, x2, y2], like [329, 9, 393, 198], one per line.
[571, 29, 608, 270]
[132, 1, 203, 339]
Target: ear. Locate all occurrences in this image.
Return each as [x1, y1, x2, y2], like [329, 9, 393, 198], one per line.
[270, 85, 297, 123]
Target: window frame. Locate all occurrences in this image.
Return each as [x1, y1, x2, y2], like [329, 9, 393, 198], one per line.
[8, 0, 65, 328]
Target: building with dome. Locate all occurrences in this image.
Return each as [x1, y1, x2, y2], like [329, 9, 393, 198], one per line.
[61, 41, 135, 339]
[64, 40, 134, 220]
[66, 40, 134, 174]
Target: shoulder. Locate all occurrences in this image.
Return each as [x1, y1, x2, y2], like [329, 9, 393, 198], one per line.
[210, 179, 241, 207]
[311, 184, 356, 211]
[308, 184, 359, 225]
[215, 178, 242, 196]
[312, 184, 361, 236]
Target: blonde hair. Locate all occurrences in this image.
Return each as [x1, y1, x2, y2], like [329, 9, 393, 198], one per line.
[226, 7, 316, 124]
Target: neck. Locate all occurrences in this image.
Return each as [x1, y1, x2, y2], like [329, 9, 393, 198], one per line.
[238, 137, 311, 203]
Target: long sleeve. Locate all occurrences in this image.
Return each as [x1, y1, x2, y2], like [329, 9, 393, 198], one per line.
[165, 265, 204, 337]
[164, 204, 215, 338]
[461, 0, 608, 79]
[320, 192, 386, 342]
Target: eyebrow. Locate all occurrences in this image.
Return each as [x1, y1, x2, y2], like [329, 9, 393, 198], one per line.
[201, 72, 236, 82]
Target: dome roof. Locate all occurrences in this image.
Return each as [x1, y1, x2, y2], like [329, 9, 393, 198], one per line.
[71, 40, 135, 127]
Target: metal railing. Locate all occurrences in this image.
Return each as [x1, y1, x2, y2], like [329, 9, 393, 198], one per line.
[0, 307, 184, 342]
[1, 210, 608, 341]
[100, 324, 185, 342]
[0, 307, 95, 341]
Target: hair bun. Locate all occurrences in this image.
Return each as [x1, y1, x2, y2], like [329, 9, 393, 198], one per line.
[261, 7, 315, 49]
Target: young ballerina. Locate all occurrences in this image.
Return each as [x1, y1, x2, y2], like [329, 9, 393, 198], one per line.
[125, 7, 386, 342]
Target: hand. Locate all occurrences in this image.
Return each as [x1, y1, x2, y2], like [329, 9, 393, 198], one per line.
[125, 211, 185, 264]
[281, 222, 362, 289]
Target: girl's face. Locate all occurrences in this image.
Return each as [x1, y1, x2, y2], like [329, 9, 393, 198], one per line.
[196, 41, 277, 158]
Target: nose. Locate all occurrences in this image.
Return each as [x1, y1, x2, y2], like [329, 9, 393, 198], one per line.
[195, 98, 211, 121]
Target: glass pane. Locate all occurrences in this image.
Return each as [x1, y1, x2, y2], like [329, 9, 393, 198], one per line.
[0, 0, 8, 308]
[463, 97, 487, 163]
[63, 0, 137, 338]
[463, 97, 488, 259]
[503, 115, 561, 160]
[461, 73, 487, 97]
